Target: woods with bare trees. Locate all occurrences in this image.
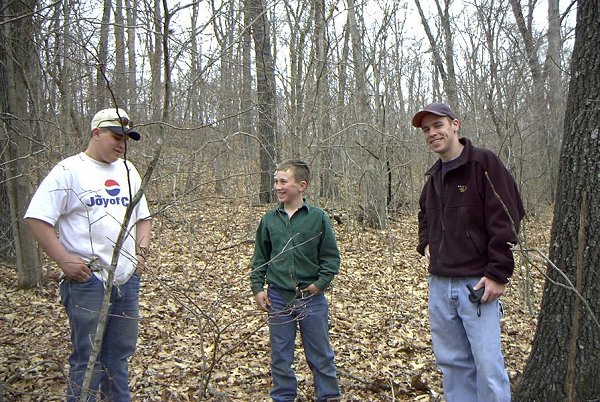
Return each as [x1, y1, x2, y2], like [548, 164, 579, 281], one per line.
[3, 0, 599, 400]
[2, 0, 574, 260]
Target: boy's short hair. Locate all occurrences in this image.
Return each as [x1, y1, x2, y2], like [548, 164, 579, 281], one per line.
[276, 160, 310, 184]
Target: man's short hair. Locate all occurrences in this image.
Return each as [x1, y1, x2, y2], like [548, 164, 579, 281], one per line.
[275, 160, 310, 184]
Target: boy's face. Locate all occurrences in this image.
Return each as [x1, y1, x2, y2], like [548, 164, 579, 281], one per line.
[273, 169, 307, 204]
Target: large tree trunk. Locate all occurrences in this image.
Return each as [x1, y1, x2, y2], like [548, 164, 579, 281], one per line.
[514, 1, 600, 400]
[0, 0, 43, 287]
[247, 0, 277, 204]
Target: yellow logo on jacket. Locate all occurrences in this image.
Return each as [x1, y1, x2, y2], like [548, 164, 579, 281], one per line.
[458, 185, 468, 193]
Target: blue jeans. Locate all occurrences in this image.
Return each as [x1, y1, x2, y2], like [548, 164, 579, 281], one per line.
[60, 274, 140, 402]
[267, 286, 340, 402]
[428, 276, 511, 402]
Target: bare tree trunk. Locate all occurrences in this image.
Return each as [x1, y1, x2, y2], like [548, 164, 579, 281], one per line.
[508, 0, 559, 203]
[96, 0, 111, 108]
[347, 0, 386, 228]
[0, 0, 43, 288]
[186, 0, 203, 123]
[247, 0, 277, 204]
[113, 0, 127, 106]
[514, 1, 600, 399]
[149, 0, 163, 121]
[45, 0, 81, 144]
[211, 0, 236, 194]
[284, 1, 310, 157]
[241, 0, 257, 208]
[413, 0, 458, 106]
[125, 0, 138, 113]
[543, 0, 563, 203]
[314, 0, 338, 199]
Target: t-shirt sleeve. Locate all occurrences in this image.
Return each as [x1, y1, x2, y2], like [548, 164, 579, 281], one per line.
[24, 165, 69, 225]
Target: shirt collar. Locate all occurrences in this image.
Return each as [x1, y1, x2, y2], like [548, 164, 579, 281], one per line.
[275, 199, 310, 212]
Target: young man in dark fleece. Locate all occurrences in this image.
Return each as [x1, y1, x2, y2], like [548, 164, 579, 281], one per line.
[412, 103, 525, 402]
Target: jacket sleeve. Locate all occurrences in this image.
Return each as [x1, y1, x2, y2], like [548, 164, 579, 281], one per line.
[482, 155, 526, 283]
[416, 179, 430, 256]
[314, 213, 340, 291]
[250, 217, 271, 295]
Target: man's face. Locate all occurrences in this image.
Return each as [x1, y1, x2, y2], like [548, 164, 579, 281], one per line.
[420, 114, 460, 160]
[273, 169, 306, 204]
[93, 128, 127, 163]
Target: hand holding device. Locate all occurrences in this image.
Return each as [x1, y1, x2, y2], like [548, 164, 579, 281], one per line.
[467, 283, 485, 303]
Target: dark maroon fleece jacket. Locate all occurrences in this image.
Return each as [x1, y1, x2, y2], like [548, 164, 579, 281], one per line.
[417, 137, 526, 284]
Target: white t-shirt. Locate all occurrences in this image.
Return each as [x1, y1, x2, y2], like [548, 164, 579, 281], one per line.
[25, 152, 151, 285]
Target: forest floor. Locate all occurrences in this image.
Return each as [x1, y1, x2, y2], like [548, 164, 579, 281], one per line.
[0, 200, 552, 401]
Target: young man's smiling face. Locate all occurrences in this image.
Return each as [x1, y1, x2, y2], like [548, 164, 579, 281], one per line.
[420, 114, 462, 161]
[273, 168, 307, 205]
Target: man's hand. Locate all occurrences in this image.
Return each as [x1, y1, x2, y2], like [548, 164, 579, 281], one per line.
[59, 256, 92, 282]
[25, 218, 92, 282]
[424, 244, 430, 259]
[254, 291, 271, 312]
[135, 254, 146, 276]
[476, 277, 506, 303]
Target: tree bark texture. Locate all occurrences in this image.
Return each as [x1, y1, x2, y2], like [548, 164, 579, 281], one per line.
[514, 1, 600, 400]
[247, 0, 277, 204]
[0, 0, 43, 287]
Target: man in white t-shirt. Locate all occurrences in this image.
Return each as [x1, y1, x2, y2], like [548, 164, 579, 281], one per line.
[25, 108, 151, 401]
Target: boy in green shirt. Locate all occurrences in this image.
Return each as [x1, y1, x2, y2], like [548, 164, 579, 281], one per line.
[251, 160, 341, 402]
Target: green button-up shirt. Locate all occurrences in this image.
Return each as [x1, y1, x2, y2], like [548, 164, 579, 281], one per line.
[251, 200, 340, 304]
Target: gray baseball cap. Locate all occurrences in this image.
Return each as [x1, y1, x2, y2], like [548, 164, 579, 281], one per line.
[411, 103, 458, 128]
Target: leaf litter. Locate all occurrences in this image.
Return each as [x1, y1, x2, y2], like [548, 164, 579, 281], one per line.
[0, 201, 551, 401]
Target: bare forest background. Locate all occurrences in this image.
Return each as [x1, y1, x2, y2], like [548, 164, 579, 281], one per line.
[1, 0, 575, 269]
[4, 0, 599, 400]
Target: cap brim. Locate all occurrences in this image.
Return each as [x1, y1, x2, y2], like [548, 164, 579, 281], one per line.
[105, 126, 141, 141]
[411, 110, 447, 128]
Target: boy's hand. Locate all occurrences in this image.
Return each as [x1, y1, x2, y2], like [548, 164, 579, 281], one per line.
[300, 284, 322, 296]
[254, 291, 271, 312]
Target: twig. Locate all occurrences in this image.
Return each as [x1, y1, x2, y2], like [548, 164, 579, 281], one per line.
[484, 172, 600, 332]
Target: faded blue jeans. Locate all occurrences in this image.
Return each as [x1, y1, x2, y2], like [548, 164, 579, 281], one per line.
[60, 274, 140, 401]
[267, 286, 340, 402]
[428, 275, 511, 402]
